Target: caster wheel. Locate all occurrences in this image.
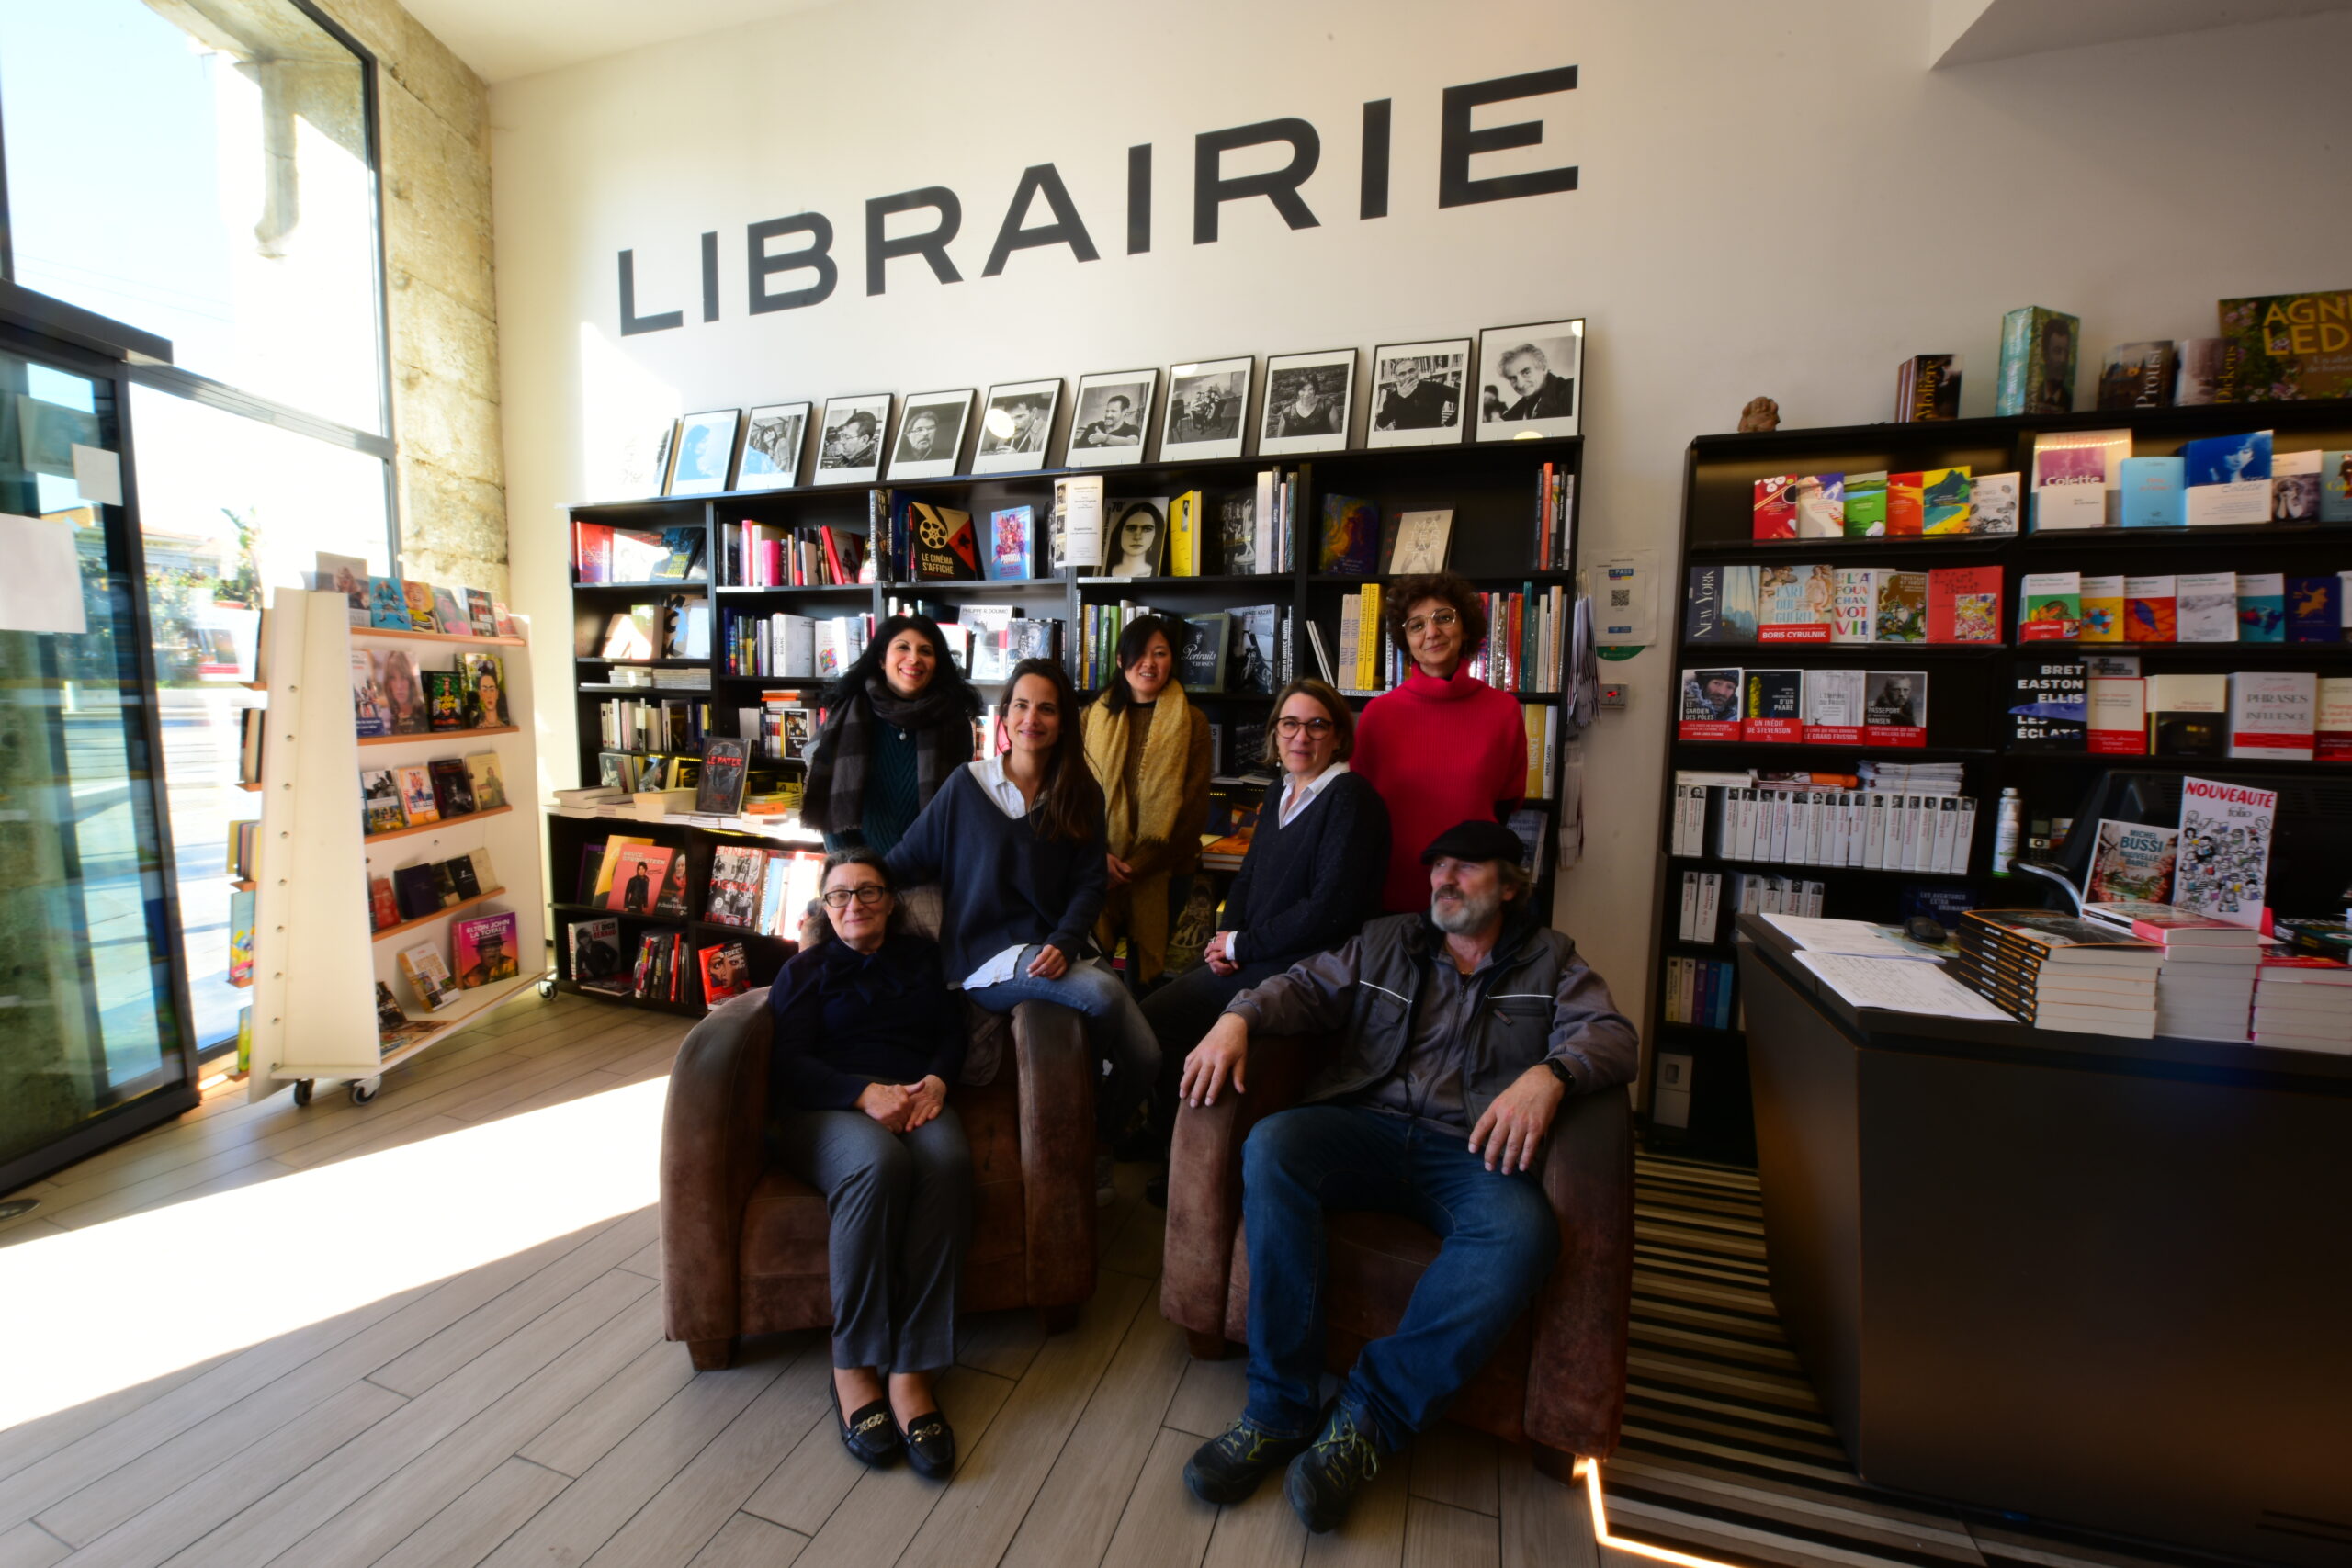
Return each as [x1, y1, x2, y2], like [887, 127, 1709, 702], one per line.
[537, 979, 558, 999]
[291, 1078, 314, 1107]
[350, 1077, 381, 1107]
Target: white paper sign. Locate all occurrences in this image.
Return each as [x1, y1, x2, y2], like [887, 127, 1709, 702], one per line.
[1793, 950, 2012, 1021]
[1760, 913, 1925, 960]
[1595, 550, 1657, 645]
[0, 513, 89, 634]
[70, 444, 122, 506]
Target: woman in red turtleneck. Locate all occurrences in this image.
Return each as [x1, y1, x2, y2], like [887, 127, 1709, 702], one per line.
[1350, 571, 1527, 912]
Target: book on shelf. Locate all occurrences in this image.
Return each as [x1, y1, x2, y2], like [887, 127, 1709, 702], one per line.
[1926, 566, 2001, 643]
[1179, 614, 1229, 692]
[1971, 472, 2020, 535]
[2087, 674, 2147, 755]
[2319, 676, 2352, 761]
[1788, 473, 1842, 538]
[360, 768, 406, 833]
[2273, 919, 2352, 963]
[1388, 509, 1453, 575]
[696, 737, 751, 815]
[1996, 306, 2079, 417]
[1662, 956, 1736, 1029]
[908, 502, 980, 581]
[2018, 572, 2081, 640]
[2123, 576, 2177, 642]
[2118, 457, 2184, 528]
[1921, 467, 1973, 536]
[432, 585, 473, 637]
[2029, 428, 2129, 530]
[1740, 669, 1802, 744]
[1800, 669, 1865, 744]
[2145, 673, 2228, 758]
[398, 942, 458, 1010]
[1758, 565, 1832, 642]
[570, 917, 629, 993]
[1894, 355, 1962, 422]
[2077, 575, 2124, 642]
[1885, 471, 1924, 536]
[2286, 574, 2341, 642]
[2007, 658, 2086, 752]
[1678, 667, 1743, 741]
[2176, 572, 2238, 643]
[2229, 671, 2316, 759]
[2272, 450, 2321, 521]
[2217, 288, 2352, 403]
[2174, 775, 2277, 927]
[1862, 671, 1928, 747]
[465, 751, 508, 809]
[428, 757, 476, 817]
[454, 911, 521, 987]
[401, 581, 438, 632]
[2174, 337, 2227, 405]
[2182, 430, 2273, 527]
[1318, 493, 1379, 575]
[2096, 341, 2177, 411]
[2322, 450, 2352, 522]
[2253, 953, 2352, 1051]
[1873, 570, 1927, 643]
[1842, 471, 1886, 538]
[699, 942, 752, 1006]
[313, 552, 369, 625]
[989, 505, 1037, 580]
[1752, 476, 1797, 540]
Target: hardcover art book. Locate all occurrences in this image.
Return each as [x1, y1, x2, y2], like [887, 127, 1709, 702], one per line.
[605, 844, 675, 915]
[463, 653, 511, 728]
[1894, 355, 1962, 421]
[2174, 775, 2278, 927]
[703, 846, 766, 928]
[2217, 288, 2352, 403]
[571, 918, 628, 993]
[1996, 305, 2079, 416]
[1318, 493, 1379, 575]
[909, 502, 981, 581]
[699, 942, 752, 1005]
[697, 737, 751, 816]
[2085, 820, 2180, 905]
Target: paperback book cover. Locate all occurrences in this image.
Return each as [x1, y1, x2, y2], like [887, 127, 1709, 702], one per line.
[465, 751, 508, 809]
[1862, 671, 1928, 747]
[2123, 576, 2177, 642]
[2181, 430, 2274, 526]
[605, 844, 674, 914]
[2272, 449, 2322, 522]
[401, 580, 438, 632]
[425, 671, 466, 731]
[360, 768, 406, 834]
[1829, 569, 1878, 644]
[1970, 471, 2020, 535]
[2009, 660, 2087, 751]
[2229, 671, 2317, 759]
[2030, 429, 2129, 529]
[367, 575, 411, 630]
[428, 757, 476, 817]
[434, 585, 475, 637]
[1685, 566, 1725, 643]
[1885, 471, 1924, 536]
[1790, 474, 1844, 538]
[2319, 676, 2352, 761]
[2118, 457, 2186, 527]
[1386, 509, 1453, 576]
[1751, 476, 1797, 540]
[696, 737, 751, 815]
[395, 763, 439, 825]
[2096, 341, 2177, 410]
[698, 942, 752, 1005]
[570, 918, 628, 991]
[1920, 467, 1973, 535]
[2175, 572, 2239, 643]
[1758, 565, 1833, 642]
[1741, 669, 1804, 743]
[2323, 450, 2352, 522]
[703, 846, 765, 927]
[1996, 306, 2079, 416]
[2087, 676, 2148, 755]
[1720, 565, 1760, 641]
[447, 853, 481, 900]
[454, 912, 521, 987]
[1318, 493, 1380, 574]
[1842, 471, 1887, 537]
[988, 506, 1035, 580]
[2236, 573, 2286, 641]
[1926, 567, 2002, 643]
[1894, 355, 1962, 421]
[2174, 775, 2278, 927]
[651, 852, 693, 919]
[2078, 575, 2125, 642]
[1679, 668, 1743, 740]
[368, 878, 399, 931]
[2018, 572, 2082, 640]
[399, 942, 458, 1010]
[2145, 673, 2229, 758]
[1801, 668, 1866, 744]
[1180, 614, 1229, 690]
[2285, 575, 2342, 642]
[1873, 571, 1928, 643]
[909, 502, 980, 581]
[2217, 289, 2352, 403]
[351, 650, 390, 738]
[2086, 820, 2180, 904]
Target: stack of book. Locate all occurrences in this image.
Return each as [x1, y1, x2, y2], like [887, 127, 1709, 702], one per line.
[1949, 910, 2163, 1038]
[2251, 955, 2352, 1054]
[2082, 901, 2263, 1041]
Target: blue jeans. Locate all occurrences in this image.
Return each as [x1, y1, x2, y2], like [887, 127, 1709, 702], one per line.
[1240, 1104, 1557, 1450]
[967, 948, 1159, 1143]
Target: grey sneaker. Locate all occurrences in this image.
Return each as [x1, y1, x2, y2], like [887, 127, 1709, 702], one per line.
[1284, 1404, 1385, 1533]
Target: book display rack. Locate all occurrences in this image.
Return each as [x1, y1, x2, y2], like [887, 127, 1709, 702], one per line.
[243, 590, 548, 1107]
[558, 436, 1583, 1015]
[1648, 400, 2352, 1157]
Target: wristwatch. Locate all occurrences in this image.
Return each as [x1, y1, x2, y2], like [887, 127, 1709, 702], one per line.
[1543, 1059, 1573, 1090]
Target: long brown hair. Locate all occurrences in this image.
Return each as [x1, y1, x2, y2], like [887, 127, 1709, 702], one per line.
[1004, 658, 1105, 843]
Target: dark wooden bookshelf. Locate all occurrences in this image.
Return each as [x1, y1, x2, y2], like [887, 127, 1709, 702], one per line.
[1649, 398, 2352, 1161]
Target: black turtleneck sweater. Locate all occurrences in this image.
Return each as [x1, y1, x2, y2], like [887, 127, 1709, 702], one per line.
[767, 931, 964, 1112]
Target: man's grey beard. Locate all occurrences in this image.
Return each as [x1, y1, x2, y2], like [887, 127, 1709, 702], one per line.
[1430, 883, 1503, 934]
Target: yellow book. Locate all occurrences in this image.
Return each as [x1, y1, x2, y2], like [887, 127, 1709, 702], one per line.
[1522, 704, 1546, 799]
[1169, 490, 1202, 576]
[1363, 583, 1382, 690]
[594, 835, 654, 898]
[2078, 574, 2125, 642]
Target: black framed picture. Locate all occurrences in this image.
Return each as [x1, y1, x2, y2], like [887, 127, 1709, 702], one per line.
[1160, 356, 1251, 461]
[1367, 339, 1469, 449]
[814, 393, 891, 485]
[731, 402, 808, 491]
[887, 389, 975, 480]
[1259, 348, 1354, 456]
[664, 409, 741, 495]
[973, 378, 1060, 475]
[1476, 319, 1583, 441]
[1068, 369, 1157, 468]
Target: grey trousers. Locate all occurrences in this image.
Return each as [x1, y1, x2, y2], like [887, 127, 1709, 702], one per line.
[772, 1105, 973, 1373]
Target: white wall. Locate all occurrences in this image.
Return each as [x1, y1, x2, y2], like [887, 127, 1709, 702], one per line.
[490, 0, 2352, 1053]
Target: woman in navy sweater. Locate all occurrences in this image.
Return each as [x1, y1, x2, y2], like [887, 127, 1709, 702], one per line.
[886, 658, 1159, 1205]
[769, 850, 967, 1480]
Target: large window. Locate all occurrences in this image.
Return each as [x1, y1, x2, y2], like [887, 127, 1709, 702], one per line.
[0, 0, 398, 1056]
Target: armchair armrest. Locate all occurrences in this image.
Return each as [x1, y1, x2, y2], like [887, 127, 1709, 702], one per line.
[659, 990, 775, 1349]
[1012, 998, 1097, 1309]
[1160, 1032, 1337, 1337]
[1525, 1085, 1634, 1459]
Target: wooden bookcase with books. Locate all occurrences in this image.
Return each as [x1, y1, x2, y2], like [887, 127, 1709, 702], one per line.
[244, 589, 547, 1107]
[558, 435, 1583, 1015]
[1647, 400, 2352, 1158]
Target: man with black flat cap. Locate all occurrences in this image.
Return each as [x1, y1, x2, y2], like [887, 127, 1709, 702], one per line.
[1173, 818, 1636, 1534]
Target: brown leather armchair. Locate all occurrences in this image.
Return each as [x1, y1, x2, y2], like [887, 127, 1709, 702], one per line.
[1159, 1032, 1634, 1478]
[659, 969, 1098, 1371]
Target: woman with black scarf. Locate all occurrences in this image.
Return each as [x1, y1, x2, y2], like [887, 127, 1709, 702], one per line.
[802, 615, 983, 854]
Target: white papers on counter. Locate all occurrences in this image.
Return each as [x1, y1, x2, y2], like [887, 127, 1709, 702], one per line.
[1793, 951, 2012, 1021]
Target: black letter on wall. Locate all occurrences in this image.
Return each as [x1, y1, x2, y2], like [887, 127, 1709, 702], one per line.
[700, 231, 720, 321]
[617, 249, 683, 335]
[1360, 100, 1391, 220]
[865, 187, 964, 295]
[982, 164, 1102, 277]
[746, 214, 837, 314]
[1127, 144, 1151, 254]
[1439, 65, 1577, 209]
[1193, 118, 1321, 243]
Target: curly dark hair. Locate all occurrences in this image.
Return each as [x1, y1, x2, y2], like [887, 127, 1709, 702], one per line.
[1383, 570, 1488, 662]
[821, 614, 984, 719]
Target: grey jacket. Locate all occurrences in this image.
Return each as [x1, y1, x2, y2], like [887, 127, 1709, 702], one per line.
[1225, 910, 1638, 1135]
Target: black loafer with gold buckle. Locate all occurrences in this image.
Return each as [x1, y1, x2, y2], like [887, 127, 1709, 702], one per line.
[897, 1408, 956, 1480]
[833, 1383, 900, 1468]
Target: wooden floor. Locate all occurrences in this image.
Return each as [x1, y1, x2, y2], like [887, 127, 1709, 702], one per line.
[0, 991, 1615, 1568]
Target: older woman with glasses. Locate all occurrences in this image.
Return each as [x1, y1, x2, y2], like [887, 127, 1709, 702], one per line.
[1350, 571, 1529, 912]
[768, 850, 969, 1481]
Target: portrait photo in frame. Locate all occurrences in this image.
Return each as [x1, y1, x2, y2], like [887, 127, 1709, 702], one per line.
[664, 409, 741, 495]
[1068, 369, 1158, 468]
[1367, 340, 1469, 449]
[1476, 319, 1583, 441]
[887, 389, 976, 480]
[973, 378, 1061, 475]
[1159, 356, 1252, 462]
[730, 402, 808, 491]
[813, 394, 892, 485]
[1103, 497, 1170, 579]
[1259, 348, 1354, 456]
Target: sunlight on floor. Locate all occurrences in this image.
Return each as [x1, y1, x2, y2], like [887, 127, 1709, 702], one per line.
[0, 1076, 667, 1429]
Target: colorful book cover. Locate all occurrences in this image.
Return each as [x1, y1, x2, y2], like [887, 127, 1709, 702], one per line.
[398, 942, 458, 1010]
[2228, 671, 2316, 760]
[1884, 471, 1924, 536]
[2237, 572, 2286, 641]
[2086, 820, 2180, 904]
[696, 737, 751, 815]
[1685, 566, 1724, 643]
[1829, 569, 1878, 644]
[424, 671, 466, 731]
[2175, 572, 2238, 643]
[1720, 565, 1760, 641]
[401, 580, 439, 632]
[2322, 451, 2352, 523]
[651, 852, 693, 918]
[2030, 429, 2129, 529]
[2181, 430, 2274, 526]
[605, 843, 675, 914]
[1679, 667, 1743, 740]
[1925, 567, 2001, 643]
[1741, 669, 1803, 743]
[466, 588, 497, 637]
[1894, 355, 1962, 421]
[395, 763, 439, 824]
[1919, 467, 1973, 535]
[1872, 571, 1928, 643]
[433, 584, 475, 636]
[1842, 471, 1887, 537]
[571, 917, 628, 993]
[698, 943, 752, 1006]
[1318, 493, 1379, 574]
[2217, 289, 2352, 403]
[2316, 676, 2352, 761]
[1751, 477, 1797, 540]
[360, 768, 406, 834]
[1862, 671, 1928, 746]
[2118, 457, 2185, 527]
[2009, 660, 2087, 751]
[2271, 449, 2322, 522]
[454, 911, 522, 987]
[2095, 342, 2176, 410]
[2018, 571, 2082, 640]
[703, 845, 765, 927]
[1790, 473, 1844, 538]
[350, 650, 390, 738]
[2285, 575, 2342, 642]
[1996, 305, 2079, 416]
[464, 751, 508, 809]
[2123, 576, 2177, 642]
[1969, 471, 2020, 535]
[367, 575, 411, 629]
[2174, 775, 2278, 928]
[227, 887, 254, 985]
[910, 502, 981, 581]
[1758, 565, 1834, 642]
[368, 876, 399, 931]
[2078, 575, 2125, 642]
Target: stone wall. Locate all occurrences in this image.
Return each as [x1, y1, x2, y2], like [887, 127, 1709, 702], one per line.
[310, 0, 508, 596]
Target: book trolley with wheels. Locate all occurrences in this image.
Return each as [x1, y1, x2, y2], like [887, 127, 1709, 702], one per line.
[244, 589, 549, 1107]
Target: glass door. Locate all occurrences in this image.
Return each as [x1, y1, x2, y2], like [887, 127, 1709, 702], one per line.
[0, 326, 198, 1193]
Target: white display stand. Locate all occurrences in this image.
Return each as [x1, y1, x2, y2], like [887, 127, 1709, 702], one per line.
[246, 589, 548, 1106]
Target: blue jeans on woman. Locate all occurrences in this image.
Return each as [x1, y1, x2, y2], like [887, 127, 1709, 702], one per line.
[1238, 1103, 1558, 1451]
[966, 946, 1160, 1143]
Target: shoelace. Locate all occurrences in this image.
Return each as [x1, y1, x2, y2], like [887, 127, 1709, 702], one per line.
[1214, 1419, 1286, 1464]
[1310, 1411, 1380, 1483]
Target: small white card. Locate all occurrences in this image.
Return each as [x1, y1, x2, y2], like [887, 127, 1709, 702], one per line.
[0, 513, 89, 634]
[70, 443, 122, 506]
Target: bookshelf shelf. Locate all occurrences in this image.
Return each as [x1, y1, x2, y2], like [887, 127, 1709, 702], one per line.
[362, 626, 528, 648]
[572, 580, 708, 592]
[356, 725, 519, 748]
[364, 804, 513, 845]
[372, 886, 508, 944]
[713, 582, 872, 596]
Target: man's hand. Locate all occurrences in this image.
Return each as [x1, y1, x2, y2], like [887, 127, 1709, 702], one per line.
[899, 1075, 947, 1131]
[855, 1081, 913, 1133]
[1026, 943, 1069, 980]
[1105, 853, 1134, 889]
[1467, 1064, 1567, 1173]
[1180, 1013, 1250, 1107]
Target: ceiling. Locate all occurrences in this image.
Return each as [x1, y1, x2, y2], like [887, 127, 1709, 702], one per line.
[1932, 0, 2352, 64]
[395, 0, 841, 85]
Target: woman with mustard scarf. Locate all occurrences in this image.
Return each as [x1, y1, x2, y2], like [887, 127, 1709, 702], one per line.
[1081, 615, 1214, 989]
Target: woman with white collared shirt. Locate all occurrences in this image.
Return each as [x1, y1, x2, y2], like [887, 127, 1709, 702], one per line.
[885, 657, 1159, 1207]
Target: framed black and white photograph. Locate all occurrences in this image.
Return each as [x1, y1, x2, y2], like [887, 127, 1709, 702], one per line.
[1259, 348, 1354, 456]
[1367, 339, 1469, 449]
[1067, 368, 1157, 468]
[887, 389, 975, 481]
[1159, 356, 1251, 462]
[813, 393, 892, 485]
[973, 378, 1060, 475]
[1104, 496, 1170, 578]
[663, 409, 741, 495]
[1475, 319, 1583, 441]
[729, 401, 808, 491]
[615, 418, 677, 500]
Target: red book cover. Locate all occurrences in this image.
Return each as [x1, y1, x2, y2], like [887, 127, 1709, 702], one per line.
[1752, 477, 1797, 539]
[1741, 670, 1804, 742]
[573, 522, 614, 583]
[1926, 567, 2004, 644]
[1537, 463, 1554, 570]
[1885, 473, 1925, 536]
[761, 538, 784, 586]
[368, 876, 399, 931]
[605, 844, 676, 914]
[820, 526, 847, 584]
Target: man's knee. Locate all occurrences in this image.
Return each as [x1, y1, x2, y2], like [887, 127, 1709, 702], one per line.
[1241, 1108, 1320, 1189]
